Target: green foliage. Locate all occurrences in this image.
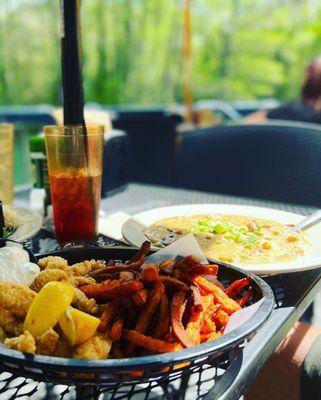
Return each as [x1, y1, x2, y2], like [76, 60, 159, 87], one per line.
[2, 226, 14, 239]
[1, 0, 321, 105]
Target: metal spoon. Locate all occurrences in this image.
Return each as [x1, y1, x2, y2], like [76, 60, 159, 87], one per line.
[292, 210, 321, 231]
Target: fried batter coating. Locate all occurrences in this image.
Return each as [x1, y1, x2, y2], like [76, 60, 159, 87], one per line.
[54, 338, 73, 358]
[0, 327, 7, 342]
[30, 269, 69, 292]
[38, 256, 69, 272]
[68, 276, 96, 287]
[4, 331, 36, 354]
[36, 328, 59, 356]
[0, 308, 23, 336]
[0, 282, 36, 319]
[72, 288, 99, 315]
[73, 333, 112, 360]
[69, 260, 104, 276]
[46, 263, 70, 275]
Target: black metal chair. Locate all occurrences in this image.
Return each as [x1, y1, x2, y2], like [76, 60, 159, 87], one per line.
[177, 121, 321, 207]
[112, 111, 182, 186]
[101, 130, 130, 196]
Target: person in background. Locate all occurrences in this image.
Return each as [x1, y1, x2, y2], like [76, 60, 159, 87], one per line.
[245, 57, 321, 124]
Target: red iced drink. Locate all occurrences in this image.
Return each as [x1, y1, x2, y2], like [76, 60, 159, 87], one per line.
[50, 170, 101, 243]
[44, 125, 104, 244]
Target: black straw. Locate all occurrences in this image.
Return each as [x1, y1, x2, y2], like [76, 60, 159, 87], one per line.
[60, 0, 85, 126]
[59, 0, 93, 218]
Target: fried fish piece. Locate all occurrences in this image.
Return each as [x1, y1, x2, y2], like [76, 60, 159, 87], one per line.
[36, 328, 59, 356]
[4, 331, 36, 354]
[68, 276, 96, 288]
[46, 263, 70, 275]
[0, 282, 36, 319]
[72, 288, 99, 315]
[0, 308, 23, 336]
[54, 338, 73, 358]
[38, 256, 69, 273]
[0, 326, 7, 342]
[73, 333, 112, 360]
[69, 260, 105, 277]
[30, 269, 69, 292]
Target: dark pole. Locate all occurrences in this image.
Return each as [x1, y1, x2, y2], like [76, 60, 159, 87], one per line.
[60, 0, 85, 126]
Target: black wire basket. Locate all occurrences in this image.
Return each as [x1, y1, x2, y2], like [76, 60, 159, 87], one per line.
[0, 246, 274, 399]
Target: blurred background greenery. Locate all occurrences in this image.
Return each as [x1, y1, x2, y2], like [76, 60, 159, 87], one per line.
[1, 0, 321, 106]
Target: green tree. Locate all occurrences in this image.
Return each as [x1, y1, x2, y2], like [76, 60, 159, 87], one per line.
[1, 0, 321, 106]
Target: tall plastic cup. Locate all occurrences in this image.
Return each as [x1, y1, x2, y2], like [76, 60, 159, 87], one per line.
[44, 125, 104, 243]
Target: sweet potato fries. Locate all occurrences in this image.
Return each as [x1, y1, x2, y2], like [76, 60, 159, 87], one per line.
[79, 241, 254, 358]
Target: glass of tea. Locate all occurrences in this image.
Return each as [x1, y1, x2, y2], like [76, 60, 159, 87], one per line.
[44, 125, 104, 243]
[0, 124, 14, 204]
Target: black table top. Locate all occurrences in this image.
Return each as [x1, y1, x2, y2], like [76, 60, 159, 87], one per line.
[4, 183, 321, 400]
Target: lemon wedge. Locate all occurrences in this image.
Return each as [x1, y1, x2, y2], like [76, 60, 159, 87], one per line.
[59, 307, 77, 344]
[59, 306, 100, 346]
[24, 281, 74, 337]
